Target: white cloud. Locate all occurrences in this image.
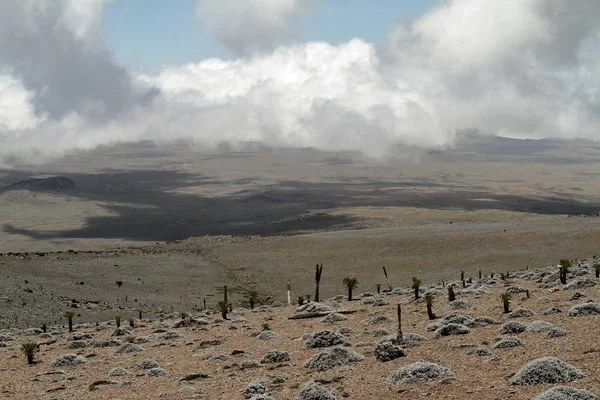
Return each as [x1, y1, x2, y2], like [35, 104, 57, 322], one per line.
[1, 0, 600, 164]
[196, 0, 315, 55]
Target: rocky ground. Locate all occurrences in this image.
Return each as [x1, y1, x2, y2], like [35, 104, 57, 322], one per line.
[0, 259, 599, 399]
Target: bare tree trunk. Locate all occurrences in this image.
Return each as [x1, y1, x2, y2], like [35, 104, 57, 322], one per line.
[395, 304, 403, 345]
[383, 266, 392, 290]
[315, 264, 323, 302]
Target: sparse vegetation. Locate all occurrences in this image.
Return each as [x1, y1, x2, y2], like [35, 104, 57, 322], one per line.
[342, 276, 359, 301]
[315, 263, 323, 302]
[447, 286, 455, 302]
[261, 323, 271, 331]
[500, 293, 512, 313]
[115, 315, 121, 328]
[40, 322, 47, 333]
[559, 259, 571, 284]
[297, 295, 305, 306]
[594, 264, 600, 278]
[217, 300, 229, 320]
[411, 277, 421, 300]
[247, 290, 259, 309]
[424, 294, 436, 320]
[20, 341, 38, 364]
[129, 318, 135, 328]
[64, 310, 75, 332]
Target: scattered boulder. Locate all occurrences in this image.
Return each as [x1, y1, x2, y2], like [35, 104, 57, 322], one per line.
[260, 350, 290, 364]
[509, 357, 584, 385]
[304, 346, 364, 371]
[374, 342, 405, 362]
[388, 361, 453, 384]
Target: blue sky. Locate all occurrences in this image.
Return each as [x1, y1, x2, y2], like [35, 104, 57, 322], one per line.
[103, 0, 436, 68]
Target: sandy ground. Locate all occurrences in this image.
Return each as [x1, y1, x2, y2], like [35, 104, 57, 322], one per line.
[0, 262, 599, 399]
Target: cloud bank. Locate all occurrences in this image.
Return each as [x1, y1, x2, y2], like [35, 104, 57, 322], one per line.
[1, 0, 600, 163]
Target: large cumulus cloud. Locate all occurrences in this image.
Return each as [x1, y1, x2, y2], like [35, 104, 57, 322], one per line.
[1, 0, 600, 163]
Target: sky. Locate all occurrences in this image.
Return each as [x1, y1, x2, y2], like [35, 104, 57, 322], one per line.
[103, 0, 435, 68]
[1, 0, 600, 164]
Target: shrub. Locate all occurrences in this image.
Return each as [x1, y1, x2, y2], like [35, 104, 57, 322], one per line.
[434, 323, 471, 338]
[136, 359, 159, 370]
[534, 386, 598, 400]
[218, 300, 229, 320]
[499, 321, 527, 334]
[388, 361, 453, 384]
[115, 315, 121, 328]
[20, 341, 39, 364]
[342, 277, 359, 301]
[292, 381, 336, 400]
[411, 277, 422, 300]
[304, 347, 364, 371]
[51, 354, 86, 367]
[260, 350, 290, 364]
[243, 380, 271, 400]
[146, 367, 166, 377]
[525, 321, 553, 333]
[492, 336, 523, 349]
[509, 357, 584, 385]
[303, 330, 348, 348]
[507, 308, 535, 319]
[547, 327, 567, 338]
[321, 313, 347, 323]
[567, 302, 600, 316]
[247, 290, 259, 309]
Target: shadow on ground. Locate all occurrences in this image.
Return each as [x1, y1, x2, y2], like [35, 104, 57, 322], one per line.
[2, 167, 599, 242]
